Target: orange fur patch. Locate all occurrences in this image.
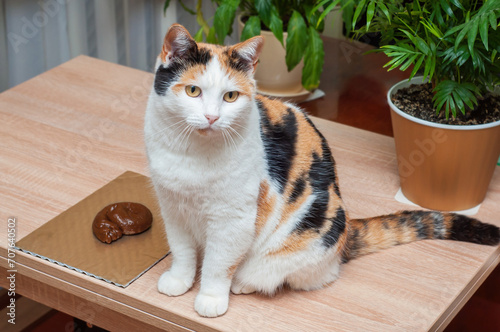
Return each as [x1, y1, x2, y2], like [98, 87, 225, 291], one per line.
[198, 43, 254, 97]
[275, 185, 313, 231]
[336, 226, 349, 255]
[268, 229, 320, 256]
[255, 181, 276, 237]
[227, 255, 245, 278]
[282, 111, 323, 202]
[256, 95, 290, 126]
[443, 214, 454, 239]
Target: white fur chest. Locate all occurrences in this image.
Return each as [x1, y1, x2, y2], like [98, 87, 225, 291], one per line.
[145, 104, 266, 229]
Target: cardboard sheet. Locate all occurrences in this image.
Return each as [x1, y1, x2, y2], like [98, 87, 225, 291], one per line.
[16, 171, 169, 287]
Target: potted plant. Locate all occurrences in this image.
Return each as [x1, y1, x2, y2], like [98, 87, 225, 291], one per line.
[336, 0, 500, 211]
[163, 0, 343, 96]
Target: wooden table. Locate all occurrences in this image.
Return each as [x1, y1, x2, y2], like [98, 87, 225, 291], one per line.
[1, 54, 499, 332]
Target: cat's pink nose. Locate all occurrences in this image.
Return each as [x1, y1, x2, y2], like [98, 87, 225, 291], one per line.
[205, 114, 219, 125]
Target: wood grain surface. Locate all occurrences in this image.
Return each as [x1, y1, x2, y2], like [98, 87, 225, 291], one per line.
[0, 55, 499, 331]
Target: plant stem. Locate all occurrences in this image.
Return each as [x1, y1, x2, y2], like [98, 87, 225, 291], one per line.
[196, 0, 210, 36]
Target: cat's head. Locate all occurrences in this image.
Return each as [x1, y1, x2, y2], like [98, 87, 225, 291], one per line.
[152, 24, 263, 138]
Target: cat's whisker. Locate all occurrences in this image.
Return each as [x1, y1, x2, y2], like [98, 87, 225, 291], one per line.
[227, 125, 244, 141]
[172, 124, 192, 151]
[146, 118, 187, 140]
[221, 129, 230, 150]
[231, 122, 248, 133]
[223, 128, 239, 152]
[178, 125, 195, 151]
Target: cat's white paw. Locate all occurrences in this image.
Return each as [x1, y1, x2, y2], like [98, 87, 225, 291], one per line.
[230, 282, 256, 295]
[194, 292, 229, 317]
[157, 270, 193, 296]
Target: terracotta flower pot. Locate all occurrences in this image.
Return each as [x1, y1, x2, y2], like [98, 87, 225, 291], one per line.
[388, 77, 500, 211]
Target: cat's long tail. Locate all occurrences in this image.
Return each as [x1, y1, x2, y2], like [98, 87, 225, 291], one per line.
[341, 210, 500, 263]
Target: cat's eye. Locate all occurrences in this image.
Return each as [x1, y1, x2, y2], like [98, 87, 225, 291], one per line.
[223, 91, 239, 103]
[185, 85, 201, 97]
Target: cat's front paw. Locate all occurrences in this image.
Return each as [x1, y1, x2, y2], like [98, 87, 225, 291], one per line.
[231, 282, 256, 295]
[194, 292, 229, 317]
[157, 270, 193, 296]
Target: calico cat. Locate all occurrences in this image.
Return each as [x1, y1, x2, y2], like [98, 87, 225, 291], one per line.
[144, 24, 500, 318]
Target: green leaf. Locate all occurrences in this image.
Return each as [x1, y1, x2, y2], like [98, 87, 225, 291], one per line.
[400, 54, 418, 71]
[467, 18, 479, 55]
[206, 27, 217, 44]
[455, 22, 471, 49]
[163, 0, 171, 15]
[269, 7, 284, 45]
[456, 47, 471, 66]
[241, 16, 261, 41]
[316, 0, 343, 29]
[352, 0, 367, 31]
[415, 37, 431, 55]
[451, 90, 465, 114]
[440, 0, 454, 17]
[302, 27, 324, 91]
[388, 54, 410, 71]
[423, 55, 433, 80]
[448, 97, 457, 118]
[213, 0, 240, 44]
[366, 1, 375, 30]
[400, 29, 417, 44]
[342, 0, 355, 35]
[286, 11, 308, 71]
[194, 27, 204, 42]
[378, 2, 391, 24]
[489, 11, 497, 30]
[479, 16, 489, 50]
[444, 23, 465, 38]
[409, 55, 425, 79]
[420, 18, 443, 39]
[430, 56, 436, 80]
[255, 0, 272, 26]
[312, 0, 331, 14]
[433, 80, 478, 119]
[470, 49, 486, 73]
[449, 0, 464, 10]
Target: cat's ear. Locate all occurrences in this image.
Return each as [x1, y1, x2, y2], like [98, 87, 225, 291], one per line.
[160, 24, 197, 63]
[229, 36, 264, 74]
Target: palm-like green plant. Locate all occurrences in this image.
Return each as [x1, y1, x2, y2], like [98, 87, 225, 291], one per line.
[164, 0, 341, 90]
[319, 0, 500, 119]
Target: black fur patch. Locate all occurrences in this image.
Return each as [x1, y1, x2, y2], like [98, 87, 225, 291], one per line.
[323, 207, 346, 247]
[288, 175, 306, 204]
[342, 228, 362, 263]
[296, 190, 330, 232]
[411, 211, 430, 239]
[292, 117, 341, 239]
[449, 215, 500, 245]
[398, 210, 431, 239]
[225, 49, 252, 73]
[154, 46, 212, 96]
[259, 102, 298, 193]
[302, 116, 341, 197]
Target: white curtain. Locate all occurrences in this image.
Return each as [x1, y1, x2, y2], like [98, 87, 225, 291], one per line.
[0, 0, 213, 93]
